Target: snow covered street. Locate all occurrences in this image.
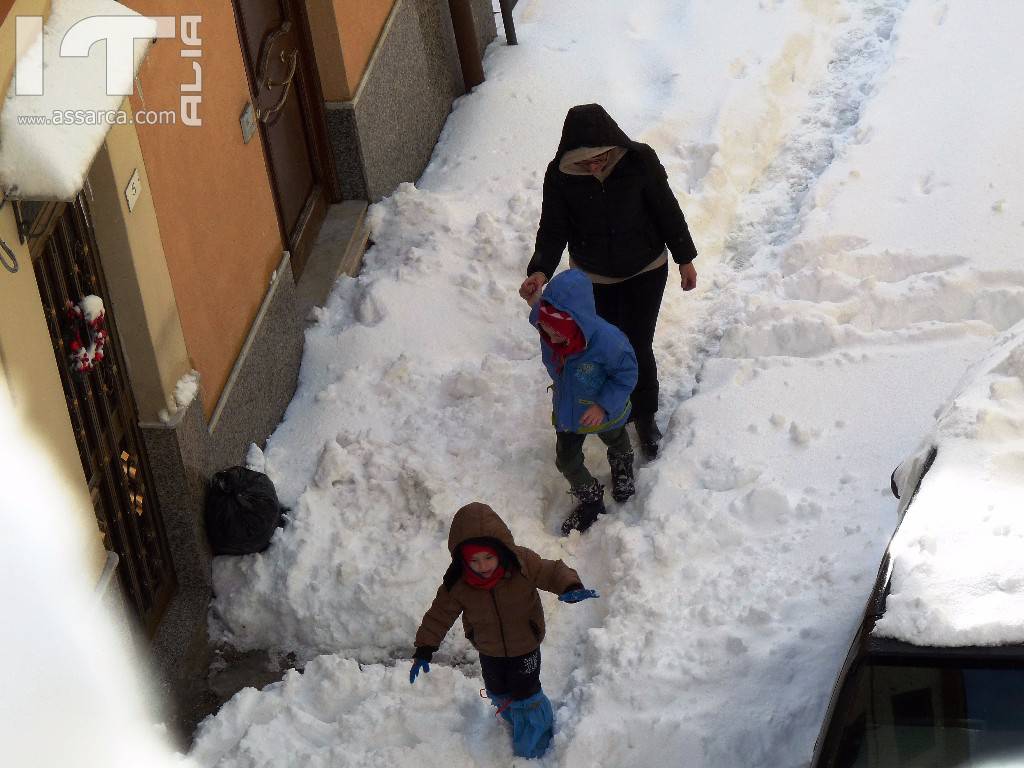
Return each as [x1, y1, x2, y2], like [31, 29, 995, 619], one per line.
[191, 1, 1024, 766]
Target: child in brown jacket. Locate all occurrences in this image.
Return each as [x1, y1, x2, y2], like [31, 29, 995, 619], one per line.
[409, 502, 598, 759]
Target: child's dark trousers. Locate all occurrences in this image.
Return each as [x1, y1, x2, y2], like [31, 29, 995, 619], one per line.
[479, 648, 542, 701]
[555, 427, 632, 488]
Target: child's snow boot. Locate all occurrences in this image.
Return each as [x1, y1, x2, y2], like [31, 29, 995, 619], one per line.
[562, 480, 605, 535]
[508, 690, 554, 759]
[486, 690, 513, 724]
[608, 449, 635, 503]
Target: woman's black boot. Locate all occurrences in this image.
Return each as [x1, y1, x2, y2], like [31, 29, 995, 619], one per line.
[633, 414, 662, 459]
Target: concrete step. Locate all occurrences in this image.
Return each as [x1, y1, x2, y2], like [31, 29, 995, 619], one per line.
[295, 200, 370, 321]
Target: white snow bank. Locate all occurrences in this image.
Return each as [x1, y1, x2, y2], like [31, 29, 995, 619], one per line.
[0, 0, 156, 199]
[189, 657, 511, 767]
[874, 319, 1024, 647]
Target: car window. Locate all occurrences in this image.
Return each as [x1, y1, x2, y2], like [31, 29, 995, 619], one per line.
[826, 661, 1024, 767]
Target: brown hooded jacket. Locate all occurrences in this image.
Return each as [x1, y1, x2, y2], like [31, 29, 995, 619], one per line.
[414, 502, 582, 658]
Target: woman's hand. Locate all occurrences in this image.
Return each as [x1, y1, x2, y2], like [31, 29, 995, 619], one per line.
[579, 404, 606, 428]
[520, 272, 548, 305]
[679, 262, 697, 291]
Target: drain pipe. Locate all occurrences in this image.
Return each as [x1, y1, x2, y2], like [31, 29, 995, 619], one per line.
[449, 0, 485, 89]
[497, 0, 518, 45]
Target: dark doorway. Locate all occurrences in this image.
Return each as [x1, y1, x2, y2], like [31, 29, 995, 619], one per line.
[232, 0, 340, 280]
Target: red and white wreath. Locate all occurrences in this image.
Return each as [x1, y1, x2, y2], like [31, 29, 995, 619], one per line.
[65, 295, 107, 372]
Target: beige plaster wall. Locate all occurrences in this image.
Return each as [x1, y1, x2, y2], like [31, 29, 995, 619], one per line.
[87, 109, 191, 424]
[0, 206, 108, 581]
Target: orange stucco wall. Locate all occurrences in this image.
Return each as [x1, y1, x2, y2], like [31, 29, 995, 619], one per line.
[120, 1, 283, 419]
[335, 0, 395, 99]
[305, 0, 347, 102]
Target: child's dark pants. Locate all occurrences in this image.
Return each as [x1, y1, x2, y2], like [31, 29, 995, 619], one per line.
[555, 427, 632, 488]
[479, 648, 542, 701]
[592, 261, 668, 418]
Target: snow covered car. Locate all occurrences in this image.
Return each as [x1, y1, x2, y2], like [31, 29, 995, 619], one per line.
[810, 323, 1024, 768]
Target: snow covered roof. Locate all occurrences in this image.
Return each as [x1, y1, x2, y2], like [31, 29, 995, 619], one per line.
[0, 0, 156, 200]
[874, 319, 1024, 647]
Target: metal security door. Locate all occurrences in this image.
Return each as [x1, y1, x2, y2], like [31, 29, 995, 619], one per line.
[25, 195, 176, 637]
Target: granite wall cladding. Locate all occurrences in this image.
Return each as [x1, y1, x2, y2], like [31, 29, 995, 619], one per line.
[327, 0, 486, 202]
[141, 394, 213, 734]
[206, 255, 303, 471]
[326, 105, 368, 201]
[137, 254, 302, 736]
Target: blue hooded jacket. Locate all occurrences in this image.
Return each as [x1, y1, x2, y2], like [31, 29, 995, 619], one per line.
[530, 269, 638, 434]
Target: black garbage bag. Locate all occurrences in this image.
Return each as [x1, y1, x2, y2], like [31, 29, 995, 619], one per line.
[205, 466, 283, 555]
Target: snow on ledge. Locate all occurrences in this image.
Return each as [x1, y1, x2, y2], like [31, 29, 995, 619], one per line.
[874, 319, 1024, 647]
[0, 0, 156, 200]
[158, 369, 199, 424]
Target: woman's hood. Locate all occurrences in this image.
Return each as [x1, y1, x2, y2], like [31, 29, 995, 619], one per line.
[555, 104, 633, 158]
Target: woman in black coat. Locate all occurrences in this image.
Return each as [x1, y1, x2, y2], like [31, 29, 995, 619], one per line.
[519, 104, 699, 458]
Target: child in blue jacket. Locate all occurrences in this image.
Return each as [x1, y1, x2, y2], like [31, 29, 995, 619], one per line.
[528, 269, 639, 534]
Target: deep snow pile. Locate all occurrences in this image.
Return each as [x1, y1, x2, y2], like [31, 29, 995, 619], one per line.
[195, 1, 1024, 766]
[874, 319, 1024, 647]
[208, 0, 847, 667]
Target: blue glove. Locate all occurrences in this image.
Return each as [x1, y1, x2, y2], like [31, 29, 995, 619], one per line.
[559, 588, 599, 603]
[409, 659, 430, 684]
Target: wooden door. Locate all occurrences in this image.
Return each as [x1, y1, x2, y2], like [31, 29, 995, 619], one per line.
[233, 0, 338, 279]
[22, 196, 177, 637]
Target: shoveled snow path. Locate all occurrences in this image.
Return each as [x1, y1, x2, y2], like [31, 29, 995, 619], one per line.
[192, 1, 1023, 767]
[553, 2, 940, 765]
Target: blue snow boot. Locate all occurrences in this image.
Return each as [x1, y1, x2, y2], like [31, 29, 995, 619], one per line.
[508, 690, 554, 759]
[486, 690, 513, 724]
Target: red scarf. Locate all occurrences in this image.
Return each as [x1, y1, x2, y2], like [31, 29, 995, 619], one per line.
[461, 543, 505, 590]
[538, 302, 586, 371]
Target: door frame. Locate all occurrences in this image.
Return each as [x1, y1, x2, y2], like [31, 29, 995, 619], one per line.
[22, 196, 178, 638]
[230, 0, 341, 265]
